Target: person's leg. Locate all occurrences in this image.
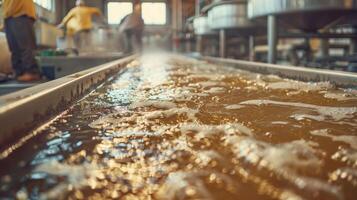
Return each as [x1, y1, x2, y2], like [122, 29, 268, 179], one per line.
[11, 16, 39, 74]
[84, 30, 91, 51]
[124, 30, 133, 53]
[80, 30, 91, 53]
[134, 30, 143, 52]
[4, 18, 23, 76]
[123, 30, 129, 53]
[77, 31, 84, 53]
[73, 32, 81, 52]
[74, 30, 90, 53]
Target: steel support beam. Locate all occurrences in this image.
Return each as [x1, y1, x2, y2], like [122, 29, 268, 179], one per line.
[320, 39, 329, 58]
[171, 0, 183, 52]
[268, 15, 278, 64]
[249, 36, 255, 61]
[350, 26, 357, 54]
[219, 29, 226, 58]
[351, 39, 357, 54]
[196, 35, 202, 53]
[279, 33, 357, 39]
[195, 0, 200, 16]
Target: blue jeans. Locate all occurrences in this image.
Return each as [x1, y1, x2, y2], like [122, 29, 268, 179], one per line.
[5, 16, 39, 75]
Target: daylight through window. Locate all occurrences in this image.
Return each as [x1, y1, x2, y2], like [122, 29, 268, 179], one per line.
[107, 2, 133, 24]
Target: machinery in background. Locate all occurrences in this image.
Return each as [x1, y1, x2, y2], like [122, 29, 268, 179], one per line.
[206, 0, 263, 59]
[188, 0, 357, 72]
[193, 15, 218, 56]
[248, 0, 357, 71]
[190, 0, 264, 59]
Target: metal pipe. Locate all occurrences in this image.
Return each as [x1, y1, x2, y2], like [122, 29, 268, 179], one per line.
[320, 39, 329, 58]
[219, 29, 226, 58]
[171, 0, 178, 52]
[195, 0, 200, 16]
[196, 35, 202, 53]
[249, 36, 255, 61]
[351, 38, 357, 54]
[279, 32, 357, 39]
[268, 15, 278, 64]
[177, 0, 183, 31]
[351, 27, 357, 54]
[185, 37, 191, 53]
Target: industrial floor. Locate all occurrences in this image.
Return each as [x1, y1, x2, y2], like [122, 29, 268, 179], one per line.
[0, 54, 357, 199]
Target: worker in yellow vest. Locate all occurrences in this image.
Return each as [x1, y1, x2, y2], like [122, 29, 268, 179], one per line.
[1, 0, 41, 82]
[58, 0, 103, 52]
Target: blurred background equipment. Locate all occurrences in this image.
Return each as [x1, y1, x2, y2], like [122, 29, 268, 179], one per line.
[248, 0, 357, 69]
[0, 0, 356, 94]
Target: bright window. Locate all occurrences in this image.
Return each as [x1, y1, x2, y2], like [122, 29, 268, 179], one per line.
[34, 0, 53, 10]
[141, 2, 167, 25]
[107, 2, 133, 24]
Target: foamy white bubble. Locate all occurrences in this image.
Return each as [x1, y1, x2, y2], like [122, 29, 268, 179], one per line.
[240, 99, 357, 121]
[310, 129, 357, 149]
[129, 100, 177, 110]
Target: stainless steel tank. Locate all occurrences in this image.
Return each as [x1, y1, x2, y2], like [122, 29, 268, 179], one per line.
[193, 16, 217, 35]
[207, 0, 254, 30]
[248, 0, 357, 31]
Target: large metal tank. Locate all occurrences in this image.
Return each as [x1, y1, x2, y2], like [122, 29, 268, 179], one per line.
[248, 0, 357, 31]
[193, 16, 217, 35]
[207, 0, 255, 30]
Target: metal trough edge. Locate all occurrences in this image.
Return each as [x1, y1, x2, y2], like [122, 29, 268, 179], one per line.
[0, 55, 136, 149]
[199, 56, 357, 88]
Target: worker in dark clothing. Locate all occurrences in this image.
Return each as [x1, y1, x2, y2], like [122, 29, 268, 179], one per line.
[2, 0, 41, 82]
[119, 3, 144, 53]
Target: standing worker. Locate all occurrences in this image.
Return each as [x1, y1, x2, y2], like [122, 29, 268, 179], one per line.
[58, 0, 103, 53]
[119, 3, 144, 53]
[1, 0, 41, 82]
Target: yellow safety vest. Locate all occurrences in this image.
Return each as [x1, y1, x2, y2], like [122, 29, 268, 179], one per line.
[61, 6, 101, 35]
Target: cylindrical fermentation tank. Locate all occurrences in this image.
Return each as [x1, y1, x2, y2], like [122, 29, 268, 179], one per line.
[207, 0, 255, 30]
[193, 16, 217, 35]
[248, 0, 357, 31]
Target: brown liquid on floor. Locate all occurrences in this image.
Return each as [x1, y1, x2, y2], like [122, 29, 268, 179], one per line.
[1, 54, 357, 200]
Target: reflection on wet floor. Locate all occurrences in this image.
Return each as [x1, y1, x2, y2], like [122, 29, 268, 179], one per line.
[1, 54, 357, 200]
